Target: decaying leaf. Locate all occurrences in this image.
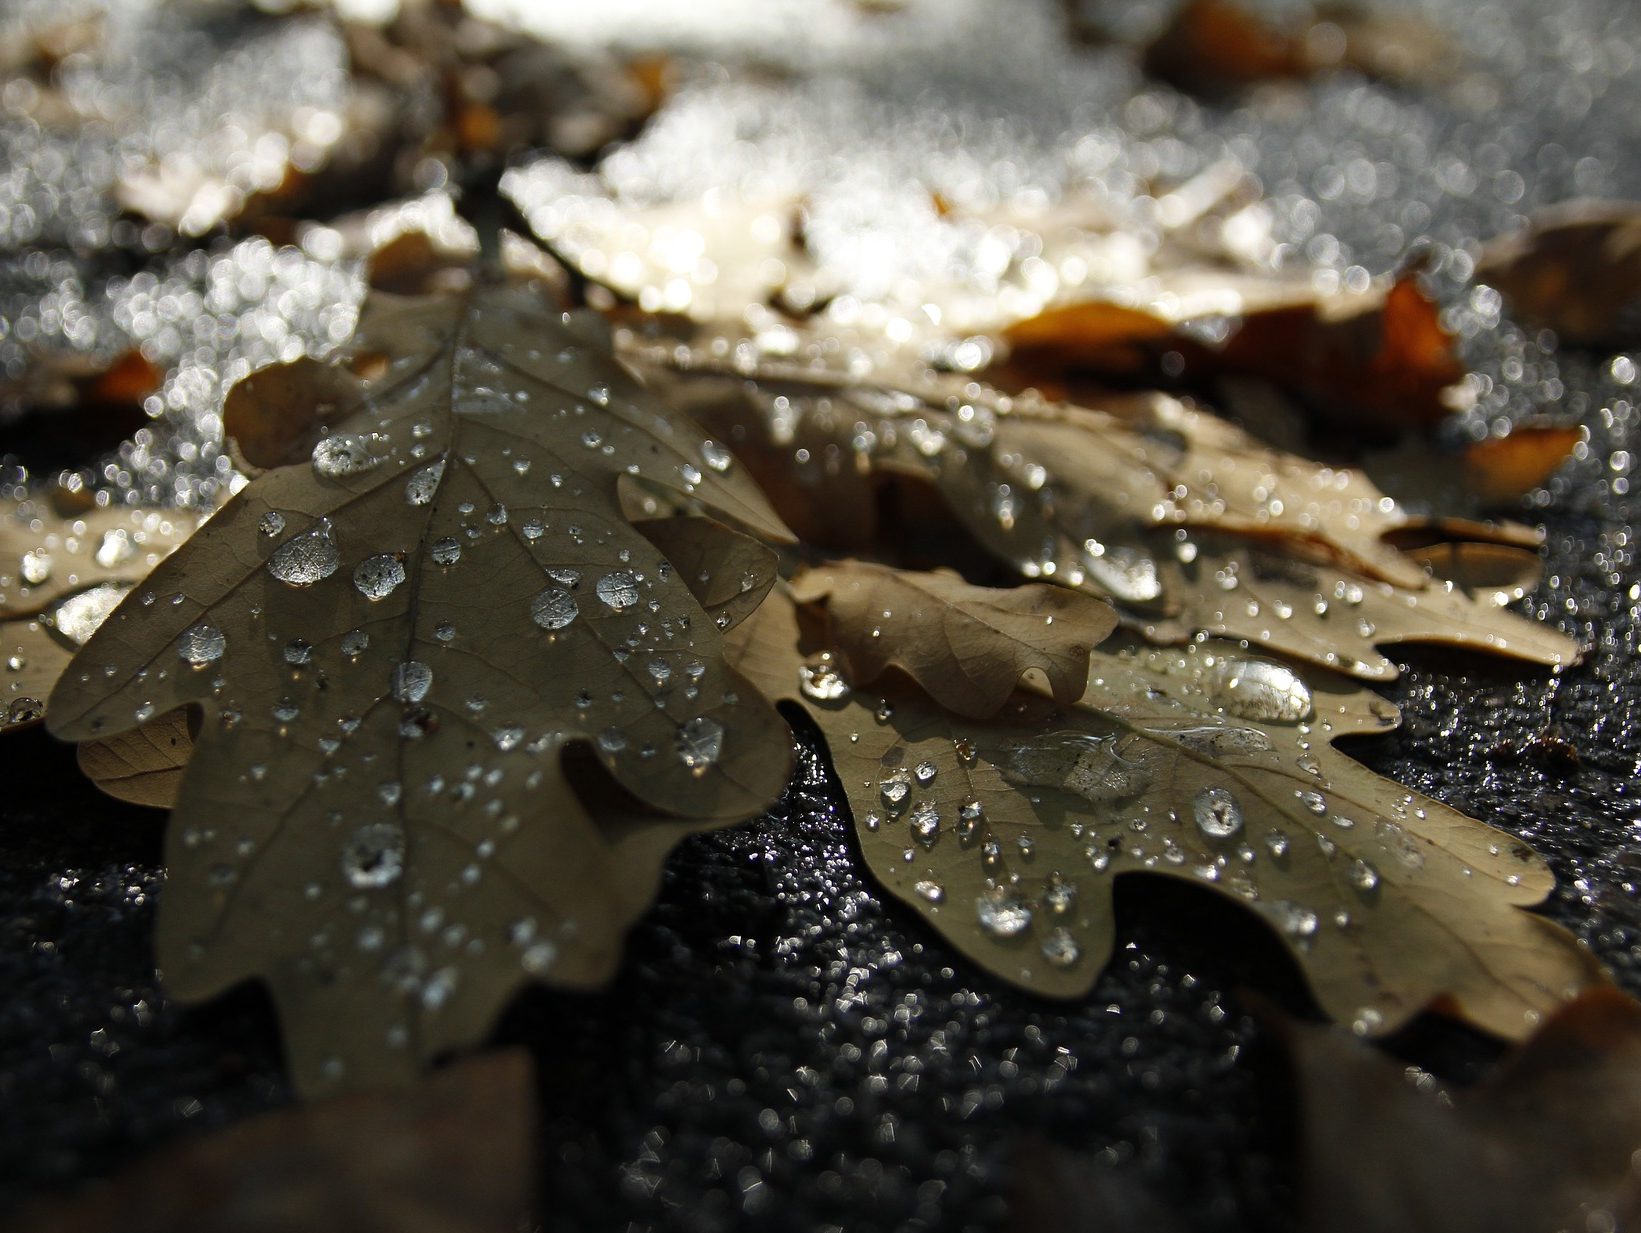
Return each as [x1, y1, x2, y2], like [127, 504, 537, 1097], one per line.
[11, 1048, 536, 1233]
[47, 281, 796, 1096]
[76, 706, 195, 809]
[728, 579, 1599, 1040]
[633, 338, 1577, 680]
[1, 501, 198, 731]
[1142, 0, 1458, 96]
[791, 562, 1118, 717]
[1292, 987, 1641, 1233]
[1476, 201, 1641, 347]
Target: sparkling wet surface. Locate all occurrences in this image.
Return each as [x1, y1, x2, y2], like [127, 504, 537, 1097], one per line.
[4, 0, 1641, 1229]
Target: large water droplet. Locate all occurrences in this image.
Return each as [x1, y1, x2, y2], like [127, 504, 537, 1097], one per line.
[404, 460, 446, 505]
[176, 623, 226, 667]
[393, 661, 433, 703]
[268, 519, 340, 586]
[342, 822, 406, 888]
[976, 887, 1033, 938]
[1208, 656, 1314, 723]
[909, 801, 940, 846]
[312, 432, 383, 478]
[529, 587, 579, 631]
[676, 716, 724, 770]
[354, 554, 406, 601]
[879, 770, 911, 809]
[596, 570, 640, 610]
[1081, 540, 1162, 604]
[1192, 785, 1244, 839]
[799, 654, 850, 702]
[1167, 724, 1274, 757]
[1000, 731, 1150, 804]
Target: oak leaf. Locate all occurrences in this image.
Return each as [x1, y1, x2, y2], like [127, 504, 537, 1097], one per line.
[47, 281, 795, 1097]
[1476, 201, 1641, 348]
[633, 340, 1577, 680]
[729, 574, 1600, 1039]
[1, 501, 197, 731]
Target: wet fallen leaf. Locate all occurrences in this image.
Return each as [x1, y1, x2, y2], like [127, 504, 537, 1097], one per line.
[1, 501, 198, 731]
[76, 706, 195, 809]
[1142, 0, 1457, 97]
[791, 561, 1120, 717]
[1476, 201, 1641, 347]
[47, 281, 795, 1097]
[633, 337, 1576, 680]
[1291, 987, 1641, 1233]
[11, 1048, 536, 1233]
[728, 579, 1599, 1039]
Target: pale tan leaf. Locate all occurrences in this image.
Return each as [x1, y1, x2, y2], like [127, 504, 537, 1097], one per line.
[728, 584, 1600, 1040]
[1, 501, 198, 731]
[790, 561, 1118, 717]
[77, 707, 193, 809]
[48, 283, 795, 1098]
[634, 340, 1577, 680]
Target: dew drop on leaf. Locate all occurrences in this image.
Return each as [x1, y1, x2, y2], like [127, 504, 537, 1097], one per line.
[909, 801, 940, 846]
[404, 461, 445, 506]
[1208, 656, 1314, 723]
[879, 770, 911, 809]
[430, 537, 461, 566]
[914, 760, 938, 786]
[799, 654, 850, 702]
[20, 549, 52, 585]
[596, 570, 640, 611]
[95, 530, 136, 569]
[354, 555, 406, 601]
[267, 519, 340, 586]
[1296, 788, 1329, 815]
[52, 583, 130, 646]
[1001, 731, 1151, 804]
[170, 623, 224, 667]
[530, 587, 579, 630]
[976, 886, 1033, 938]
[914, 879, 945, 903]
[258, 511, 286, 537]
[957, 797, 985, 838]
[1041, 927, 1081, 967]
[700, 440, 733, 472]
[392, 661, 432, 704]
[341, 822, 406, 889]
[676, 716, 724, 771]
[1080, 540, 1162, 604]
[1193, 785, 1244, 839]
[312, 433, 383, 478]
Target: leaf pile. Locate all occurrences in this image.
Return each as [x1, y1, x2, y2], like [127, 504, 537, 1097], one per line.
[47, 281, 794, 1095]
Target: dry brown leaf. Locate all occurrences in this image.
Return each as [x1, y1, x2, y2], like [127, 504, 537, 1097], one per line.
[1476, 201, 1641, 348]
[791, 561, 1118, 717]
[730, 581, 1600, 1039]
[47, 281, 795, 1097]
[632, 339, 1577, 680]
[1142, 0, 1457, 97]
[1292, 988, 1641, 1233]
[1, 501, 198, 731]
[11, 1048, 536, 1233]
[76, 706, 195, 808]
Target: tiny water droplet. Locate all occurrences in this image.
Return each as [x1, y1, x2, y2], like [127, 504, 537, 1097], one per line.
[176, 623, 226, 667]
[392, 661, 432, 703]
[404, 461, 445, 505]
[530, 587, 579, 630]
[1193, 785, 1244, 839]
[268, 519, 339, 586]
[909, 801, 940, 846]
[914, 760, 938, 786]
[676, 716, 724, 770]
[354, 555, 406, 601]
[879, 770, 911, 809]
[913, 879, 945, 903]
[342, 822, 405, 889]
[258, 511, 286, 536]
[596, 571, 639, 610]
[700, 440, 733, 472]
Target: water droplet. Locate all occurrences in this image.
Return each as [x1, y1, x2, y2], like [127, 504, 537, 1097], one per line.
[1295, 788, 1328, 815]
[176, 623, 225, 667]
[341, 629, 369, 657]
[392, 661, 432, 703]
[1208, 657, 1314, 723]
[1348, 859, 1381, 892]
[312, 433, 382, 478]
[913, 879, 945, 903]
[20, 549, 52, 585]
[596, 570, 640, 610]
[284, 639, 313, 665]
[976, 887, 1033, 938]
[354, 554, 406, 600]
[258, 511, 286, 536]
[530, 587, 579, 630]
[799, 654, 850, 702]
[51, 584, 128, 645]
[676, 716, 724, 770]
[430, 538, 461, 566]
[1041, 928, 1080, 967]
[1081, 540, 1162, 604]
[957, 797, 985, 839]
[404, 461, 445, 505]
[94, 530, 135, 569]
[914, 760, 938, 786]
[268, 519, 340, 586]
[342, 822, 405, 888]
[1193, 786, 1244, 839]
[1167, 724, 1274, 756]
[879, 770, 911, 809]
[700, 440, 733, 472]
[1043, 876, 1076, 916]
[909, 801, 940, 846]
[1000, 731, 1150, 804]
[521, 941, 557, 975]
[954, 737, 978, 766]
[1270, 900, 1319, 941]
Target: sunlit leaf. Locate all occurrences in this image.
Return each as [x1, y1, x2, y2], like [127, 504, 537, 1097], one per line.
[1476, 201, 1641, 348]
[1, 501, 197, 731]
[634, 338, 1577, 680]
[729, 580, 1599, 1040]
[47, 282, 795, 1097]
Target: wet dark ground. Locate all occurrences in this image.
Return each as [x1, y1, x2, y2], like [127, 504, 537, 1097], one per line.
[5, 1, 1641, 1231]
